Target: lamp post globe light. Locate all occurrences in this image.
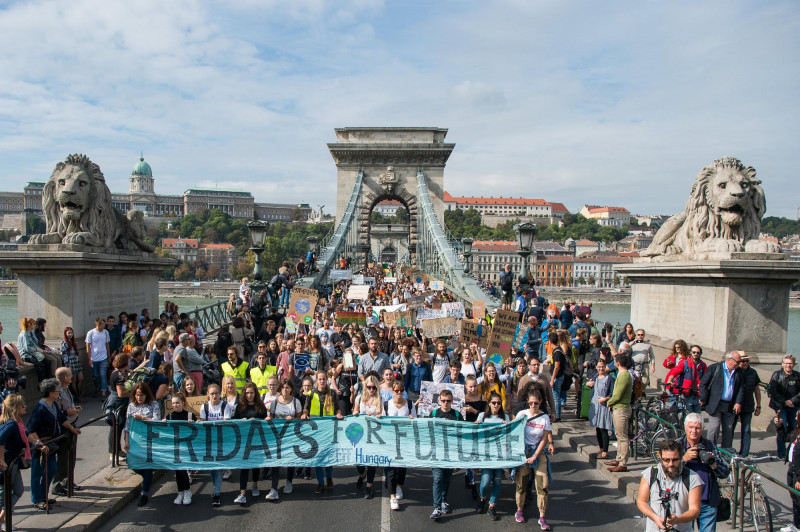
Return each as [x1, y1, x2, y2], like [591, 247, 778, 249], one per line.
[514, 222, 536, 292]
[461, 237, 474, 273]
[246, 220, 270, 284]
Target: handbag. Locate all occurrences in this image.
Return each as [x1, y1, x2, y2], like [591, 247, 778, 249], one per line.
[717, 497, 732, 521]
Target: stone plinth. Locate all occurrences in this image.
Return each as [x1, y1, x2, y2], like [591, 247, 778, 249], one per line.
[616, 259, 800, 354]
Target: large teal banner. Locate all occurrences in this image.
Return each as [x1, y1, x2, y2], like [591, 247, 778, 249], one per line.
[127, 416, 526, 470]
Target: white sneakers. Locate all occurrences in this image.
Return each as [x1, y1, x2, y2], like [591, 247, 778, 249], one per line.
[234, 493, 247, 505]
[390, 498, 400, 511]
[283, 481, 294, 494]
[265, 488, 279, 501]
[395, 487, 403, 500]
[174, 490, 192, 505]
[223, 470, 232, 480]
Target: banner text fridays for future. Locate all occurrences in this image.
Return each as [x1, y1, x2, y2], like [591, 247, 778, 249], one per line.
[127, 416, 526, 470]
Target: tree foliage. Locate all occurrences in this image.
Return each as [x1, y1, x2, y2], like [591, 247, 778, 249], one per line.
[444, 209, 628, 243]
[762, 216, 800, 239]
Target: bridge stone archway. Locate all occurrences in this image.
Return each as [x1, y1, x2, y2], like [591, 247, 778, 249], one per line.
[329, 127, 454, 266]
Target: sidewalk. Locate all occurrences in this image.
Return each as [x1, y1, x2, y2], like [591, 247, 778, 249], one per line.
[552, 392, 794, 532]
[6, 397, 147, 532]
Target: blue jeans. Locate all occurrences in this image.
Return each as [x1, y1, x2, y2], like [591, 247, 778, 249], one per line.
[735, 411, 753, 457]
[315, 466, 332, 485]
[779, 407, 798, 457]
[210, 470, 222, 495]
[91, 357, 108, 394]
[552, 375, 565, 419]
[30, 452, 58, 504]
[479, 468, 503, 505]
[696, 502, 717, 532]
[432, 468, 452, 509]
[465, 468, 475, 485]
[685, 395, 701, 413]
[280, 287, 290, 307]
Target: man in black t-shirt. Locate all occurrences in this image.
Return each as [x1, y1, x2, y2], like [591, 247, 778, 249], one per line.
[429, 389, 463, 521]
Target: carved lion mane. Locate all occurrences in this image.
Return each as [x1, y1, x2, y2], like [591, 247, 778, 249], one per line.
[641, 157, 779, 259]
[29, 154, 154, 252]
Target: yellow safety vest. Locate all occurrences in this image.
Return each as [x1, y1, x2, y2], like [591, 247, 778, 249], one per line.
[222, 360, 250, 393]
[250, 365, 276, 396]
[309, 390, 335, 417]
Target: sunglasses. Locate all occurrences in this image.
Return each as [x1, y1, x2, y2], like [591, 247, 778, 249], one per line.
[440, 399, 452, 403]
[366, 386, 377, 390]
[490, 401, 501, 405]
[691, 350, 701, 354]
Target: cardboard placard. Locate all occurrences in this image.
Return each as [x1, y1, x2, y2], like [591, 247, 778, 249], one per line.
[347, 284, 371, 300]
[417, 381, 465, 418]
[472, 300, 485, 319]
[164, 395, 207, 417]
[429, 280, 444, 291]
[384, 310, 417, 328]
[460, 319, 481, 345]
[363, 277, 376, 287]
[513, 323, 530, 351]
[416, 308, 447, 323]
[288, 286, 318, 325]
[384, 277, 397, 283]
[421, 317, 459, 338]
[406, 295, 426, 310]
[486, 309, 519, 366]
[352, 274, 365, 284]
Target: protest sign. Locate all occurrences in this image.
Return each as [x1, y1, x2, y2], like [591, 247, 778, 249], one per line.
[406, 294, 426, 310]
[472, 300, 485, 319]
[442, 302, 465, 319]
[417, 381, 466, 418]
[164, 396, 207, 417]
[421, 317, 459, 338]
[347, 284, 371, 300]
[352, 274, 365, 285]
[460, 319, 480, 344]
[513, 323, 531, 351]
[329, 269, 353, 281]
[429, 280, 444, 291]
[363, 277, 376, 287]
[337, 311, 367, 326]
[127, 416, 525, 470]
[415, 308, 447, 324]
[384, 277, 397, 283]
[285, 316, 296, 334]
[287, 287, 318, 325]
[486, 309, 519, 366]
[384, 311, 416, 328]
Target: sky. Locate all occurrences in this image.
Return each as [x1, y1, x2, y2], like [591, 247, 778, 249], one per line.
[0, 0, 798, 218]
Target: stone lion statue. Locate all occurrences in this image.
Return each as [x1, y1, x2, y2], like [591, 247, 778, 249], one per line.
[641, 157, 781, 260]
[28, 154, 155, 252]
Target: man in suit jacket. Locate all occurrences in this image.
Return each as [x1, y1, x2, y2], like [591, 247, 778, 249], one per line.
[700, 351, 744, 448]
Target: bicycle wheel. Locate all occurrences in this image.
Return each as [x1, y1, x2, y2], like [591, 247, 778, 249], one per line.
[750, 483, 773, 532]
[628, 411, 649, 457]
[649, 426, 677, 463]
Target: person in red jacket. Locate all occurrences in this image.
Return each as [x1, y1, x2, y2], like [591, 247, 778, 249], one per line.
[665, 345, 706, 413]
[663, 339, 690, 371]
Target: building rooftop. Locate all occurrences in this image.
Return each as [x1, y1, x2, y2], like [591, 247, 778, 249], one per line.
[584, 205, 630, 214]
[199, 243, 235, 249]
[443, 192, 549, 206]
[184, 188, 252, 196]
[548, 202, 569, 213]
[132, 157, 152, 177]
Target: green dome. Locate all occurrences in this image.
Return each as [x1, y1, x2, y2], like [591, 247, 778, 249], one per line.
[132, 156, 152, 176]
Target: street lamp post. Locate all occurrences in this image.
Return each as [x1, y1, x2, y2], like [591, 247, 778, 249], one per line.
[461, 237, 474, 274]
[514, 222, 536, 293]
[246, 220, 270, 287]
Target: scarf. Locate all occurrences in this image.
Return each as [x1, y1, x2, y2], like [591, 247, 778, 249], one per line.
[17, 420, 31, 460]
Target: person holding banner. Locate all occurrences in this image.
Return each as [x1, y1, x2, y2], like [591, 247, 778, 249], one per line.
[122, 382, 160, 507]
[385, 379, 416, 511]
[428, 388, 464, 521]
[232, 383, 268, 506]
[514, 389, 554, 528]
[475, 391, 510, 521]
[265, 379, 303, 501]
[198, 384, 234, 506]
[262, 376, 279, 414]
[302, 371, 343, 494]
[164, 394, 194, 505]
[352, 375, 383, 499]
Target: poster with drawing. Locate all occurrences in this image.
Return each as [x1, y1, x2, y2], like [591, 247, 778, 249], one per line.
[417, 381, 466, 418]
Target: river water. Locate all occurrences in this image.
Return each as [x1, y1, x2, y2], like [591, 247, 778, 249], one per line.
[0, 296, 797, 355]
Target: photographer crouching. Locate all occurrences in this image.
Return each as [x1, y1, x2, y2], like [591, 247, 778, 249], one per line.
[676, 412, 730, 531]
[637, 439, 702, 531]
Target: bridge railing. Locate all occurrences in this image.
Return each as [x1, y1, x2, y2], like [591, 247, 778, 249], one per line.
[187, 300, 230, 334]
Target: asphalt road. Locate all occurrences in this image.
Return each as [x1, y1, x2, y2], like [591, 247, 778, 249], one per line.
[99, 435, 642, 532]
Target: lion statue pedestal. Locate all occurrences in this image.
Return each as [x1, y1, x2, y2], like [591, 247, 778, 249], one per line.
[0, 154, 175, 395]
[617, 157, 800, 355]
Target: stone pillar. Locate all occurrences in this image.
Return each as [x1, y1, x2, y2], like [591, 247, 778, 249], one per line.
[616, 257, 800, 355]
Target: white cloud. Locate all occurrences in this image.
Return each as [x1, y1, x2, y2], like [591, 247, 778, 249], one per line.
[0, 0, 797, 218]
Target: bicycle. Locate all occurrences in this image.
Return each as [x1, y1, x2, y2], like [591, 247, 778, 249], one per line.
[628, 402, 681, 463]
[718, 451, 778, 532]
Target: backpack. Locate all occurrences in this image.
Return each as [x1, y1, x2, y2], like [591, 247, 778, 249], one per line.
[123, 367, 156, 393]
[203, 400, 229, 420]
[500, 271, 513, 291]
[631, 373, 645, 403]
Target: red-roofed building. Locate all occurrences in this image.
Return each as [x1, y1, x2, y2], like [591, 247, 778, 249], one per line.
[162, 238, 199, 263]
[374, 199, 404, 217]
[579, 205, 631, 227]
[444, 192, 561, 217]
[198, 243, 238, 278]
[469, 240, 570, 284]
[548, 202, 569, 219]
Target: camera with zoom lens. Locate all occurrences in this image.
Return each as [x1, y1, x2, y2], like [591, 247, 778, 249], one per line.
[0, 365, 27, 391]
[695, 443, 716, 466]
